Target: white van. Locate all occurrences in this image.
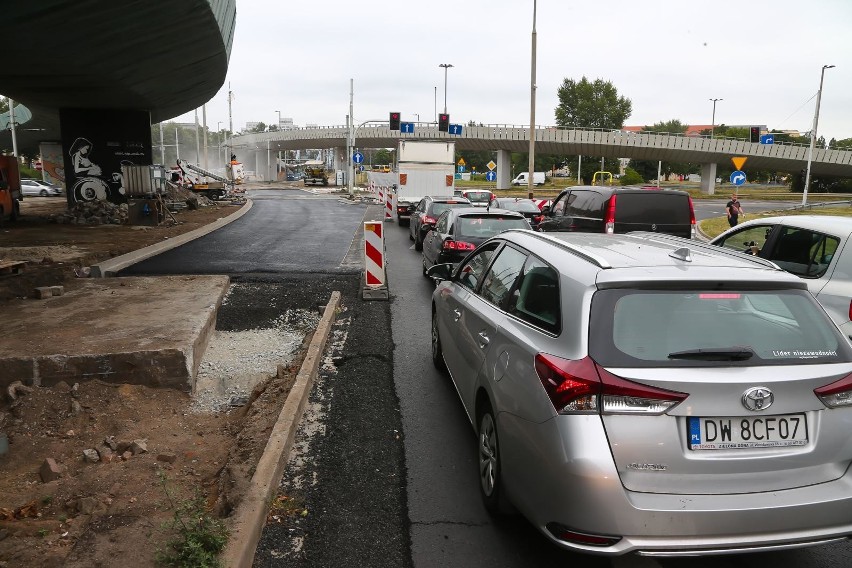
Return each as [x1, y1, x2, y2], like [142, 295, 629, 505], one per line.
[512, 171, 546, 186]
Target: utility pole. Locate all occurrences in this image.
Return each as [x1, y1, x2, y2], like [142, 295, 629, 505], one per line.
[527, 0, 537, 200]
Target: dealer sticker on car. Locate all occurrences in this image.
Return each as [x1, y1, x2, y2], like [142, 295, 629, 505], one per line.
[688, 415, 808, 450]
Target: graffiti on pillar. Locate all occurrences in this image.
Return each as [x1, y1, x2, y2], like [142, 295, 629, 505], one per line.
[60, 109, 152, 205]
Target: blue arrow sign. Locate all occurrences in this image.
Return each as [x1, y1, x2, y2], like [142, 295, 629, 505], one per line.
[760, 134, 774, 145]
[401, 122, 414, 134]
[486, 171, 497, 182]
[730, 170, 746, 186]
[449, 124, 463, 135]
[353, 151, 364, 164]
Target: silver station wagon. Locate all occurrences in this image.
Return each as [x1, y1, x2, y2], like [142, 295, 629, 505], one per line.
[428, 230, 852, 556]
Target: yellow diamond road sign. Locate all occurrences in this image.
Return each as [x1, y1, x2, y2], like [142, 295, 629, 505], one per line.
[732, 157, 747, 171]
[457, 158, 466, 166]
[487, 160, 496, 171]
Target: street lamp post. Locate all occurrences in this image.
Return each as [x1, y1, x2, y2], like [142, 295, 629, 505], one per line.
[275, 110, 282, 131]
[217, 121, 223, 167]
[709, 98, 723, 139]
[439, 63, 453, 114]
[803, 64, 835, 206]
[527, 0, 537, 200]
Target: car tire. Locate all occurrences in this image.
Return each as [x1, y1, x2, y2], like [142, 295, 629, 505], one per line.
[431, 309, 446, 371]
[39, 189, 48, 197]
[414, 230, 423, 252]
[478, 402, 513, 516]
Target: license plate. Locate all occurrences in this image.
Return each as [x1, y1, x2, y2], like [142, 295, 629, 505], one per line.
[688, 414, 808, 450]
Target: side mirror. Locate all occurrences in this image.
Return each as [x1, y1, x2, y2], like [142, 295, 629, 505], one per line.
[541, 205, 551, 215]
[426, 263, 454, 282]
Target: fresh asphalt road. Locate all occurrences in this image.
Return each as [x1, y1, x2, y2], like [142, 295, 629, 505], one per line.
[122, 187, 852, 566]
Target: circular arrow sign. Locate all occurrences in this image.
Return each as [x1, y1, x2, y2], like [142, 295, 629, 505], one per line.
[730, 170, 746, 186]
[353, 152, 364, 164]
[486, 171, 497, 182]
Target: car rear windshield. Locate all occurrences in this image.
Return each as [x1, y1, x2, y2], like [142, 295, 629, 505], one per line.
[430, 202, 469, 216]
[456, 215, 529, 238]
[466, 192, 491, 203]
[589, 289, 852, 367]
[616, 193, 691, 224]
[499, 201, 540, 213]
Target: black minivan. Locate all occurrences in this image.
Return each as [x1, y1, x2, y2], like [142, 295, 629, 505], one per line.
[538, 186, 695, 239]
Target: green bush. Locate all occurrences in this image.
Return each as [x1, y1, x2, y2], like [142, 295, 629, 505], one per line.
[620, 167, 644, 186]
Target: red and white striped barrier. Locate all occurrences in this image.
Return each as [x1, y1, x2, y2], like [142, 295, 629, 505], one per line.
[384, 188, 394, 221]
[377, 184, 384, 205]
[364, 221, 386, 288]
[534, 199, 552, 211]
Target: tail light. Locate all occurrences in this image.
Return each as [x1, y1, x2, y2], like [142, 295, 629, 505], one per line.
[423, 215, 438, 225]
[546, 523, 621, 547]
[848, 299, 852, 322]
[442, 239, 476, 252]
[534, 353, 687, 415]
[533, 214, 544, 225]
[688, 197, 697, 239]
[397, 206, 408, 214]
[815, 372, 852, 408]
[490, 192, 496, 201]
[604, 195, 617, 234]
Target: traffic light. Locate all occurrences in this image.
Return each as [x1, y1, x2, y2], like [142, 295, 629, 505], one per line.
[438, 113, 450, 132]
[750, 126, 760, 143]
[389, 112, 401, 130]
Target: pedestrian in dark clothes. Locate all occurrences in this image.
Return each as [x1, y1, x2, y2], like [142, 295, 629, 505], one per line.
[726, 194, 744, 227]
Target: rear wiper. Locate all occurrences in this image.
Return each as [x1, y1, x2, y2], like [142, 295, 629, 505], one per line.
[668, 347, 754, 361]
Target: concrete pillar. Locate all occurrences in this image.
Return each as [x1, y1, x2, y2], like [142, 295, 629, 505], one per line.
[496, 149, 512, 190]
[700, 163, 717, 195]
[58, 108, 153, 205]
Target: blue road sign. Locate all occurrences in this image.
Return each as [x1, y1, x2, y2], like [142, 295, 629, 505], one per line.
[730, 170, 746, 186]
[486, 171, 497, 182]
[458, 165, 465, 173]
[760, 134, 774, 145]
[449, 124, 463, 135]
[358, 165, 364, 172]
[353, 151, 364, 164]
[401, 122, 414, 134]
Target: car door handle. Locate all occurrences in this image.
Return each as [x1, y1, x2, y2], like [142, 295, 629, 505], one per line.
[453, 309, 461, 322]
[478, 331, 490, 348]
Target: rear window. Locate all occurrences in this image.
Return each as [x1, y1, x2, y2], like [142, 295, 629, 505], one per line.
[616, 193, 691, 224]
[430, 202, 469, 216]
[456, 215, 529, 238]
[589, 289, 852, 367]
[465, 192, 491, 203]
[498, 201, 540, 213]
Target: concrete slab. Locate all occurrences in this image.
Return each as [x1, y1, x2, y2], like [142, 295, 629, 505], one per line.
[0, 275, 229, 391]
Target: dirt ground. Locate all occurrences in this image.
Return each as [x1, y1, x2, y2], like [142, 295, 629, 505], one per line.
[0, 193, 307, 567]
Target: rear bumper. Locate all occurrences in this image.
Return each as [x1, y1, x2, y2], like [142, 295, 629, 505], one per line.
[499, 412, 852, 556]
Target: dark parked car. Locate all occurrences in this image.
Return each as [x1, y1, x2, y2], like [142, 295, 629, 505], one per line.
[421, 207, 530, 274]
[539, 186, 695, 239]
[427, 230, 852, 556]
[409, 195, 471, 251]
[488, 197, 545, 230]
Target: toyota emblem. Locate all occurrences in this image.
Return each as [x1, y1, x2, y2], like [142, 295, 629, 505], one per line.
[742, 387, 774, 411]
[651, 223, 657, 231]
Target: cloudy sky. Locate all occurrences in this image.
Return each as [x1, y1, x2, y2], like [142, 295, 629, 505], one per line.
[174, 0, 852, 142]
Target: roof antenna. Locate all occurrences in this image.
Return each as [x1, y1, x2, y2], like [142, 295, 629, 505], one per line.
[669, 247, 693, 262]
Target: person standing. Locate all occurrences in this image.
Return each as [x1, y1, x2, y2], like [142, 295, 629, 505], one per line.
[726, 194, 744, 227]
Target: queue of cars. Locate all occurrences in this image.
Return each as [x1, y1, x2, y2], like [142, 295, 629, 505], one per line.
[404, 189, 852, 557]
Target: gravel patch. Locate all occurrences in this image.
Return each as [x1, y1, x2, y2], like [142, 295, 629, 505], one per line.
[191, 308, 321, 413]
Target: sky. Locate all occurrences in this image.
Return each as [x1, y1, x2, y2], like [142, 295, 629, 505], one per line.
[174, 0, 852, 142]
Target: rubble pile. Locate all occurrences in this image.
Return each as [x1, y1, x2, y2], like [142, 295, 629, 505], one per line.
[54, 201, 129, 225]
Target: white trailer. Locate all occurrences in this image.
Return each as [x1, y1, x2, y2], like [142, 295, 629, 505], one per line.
[395, 140, 455, 226]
